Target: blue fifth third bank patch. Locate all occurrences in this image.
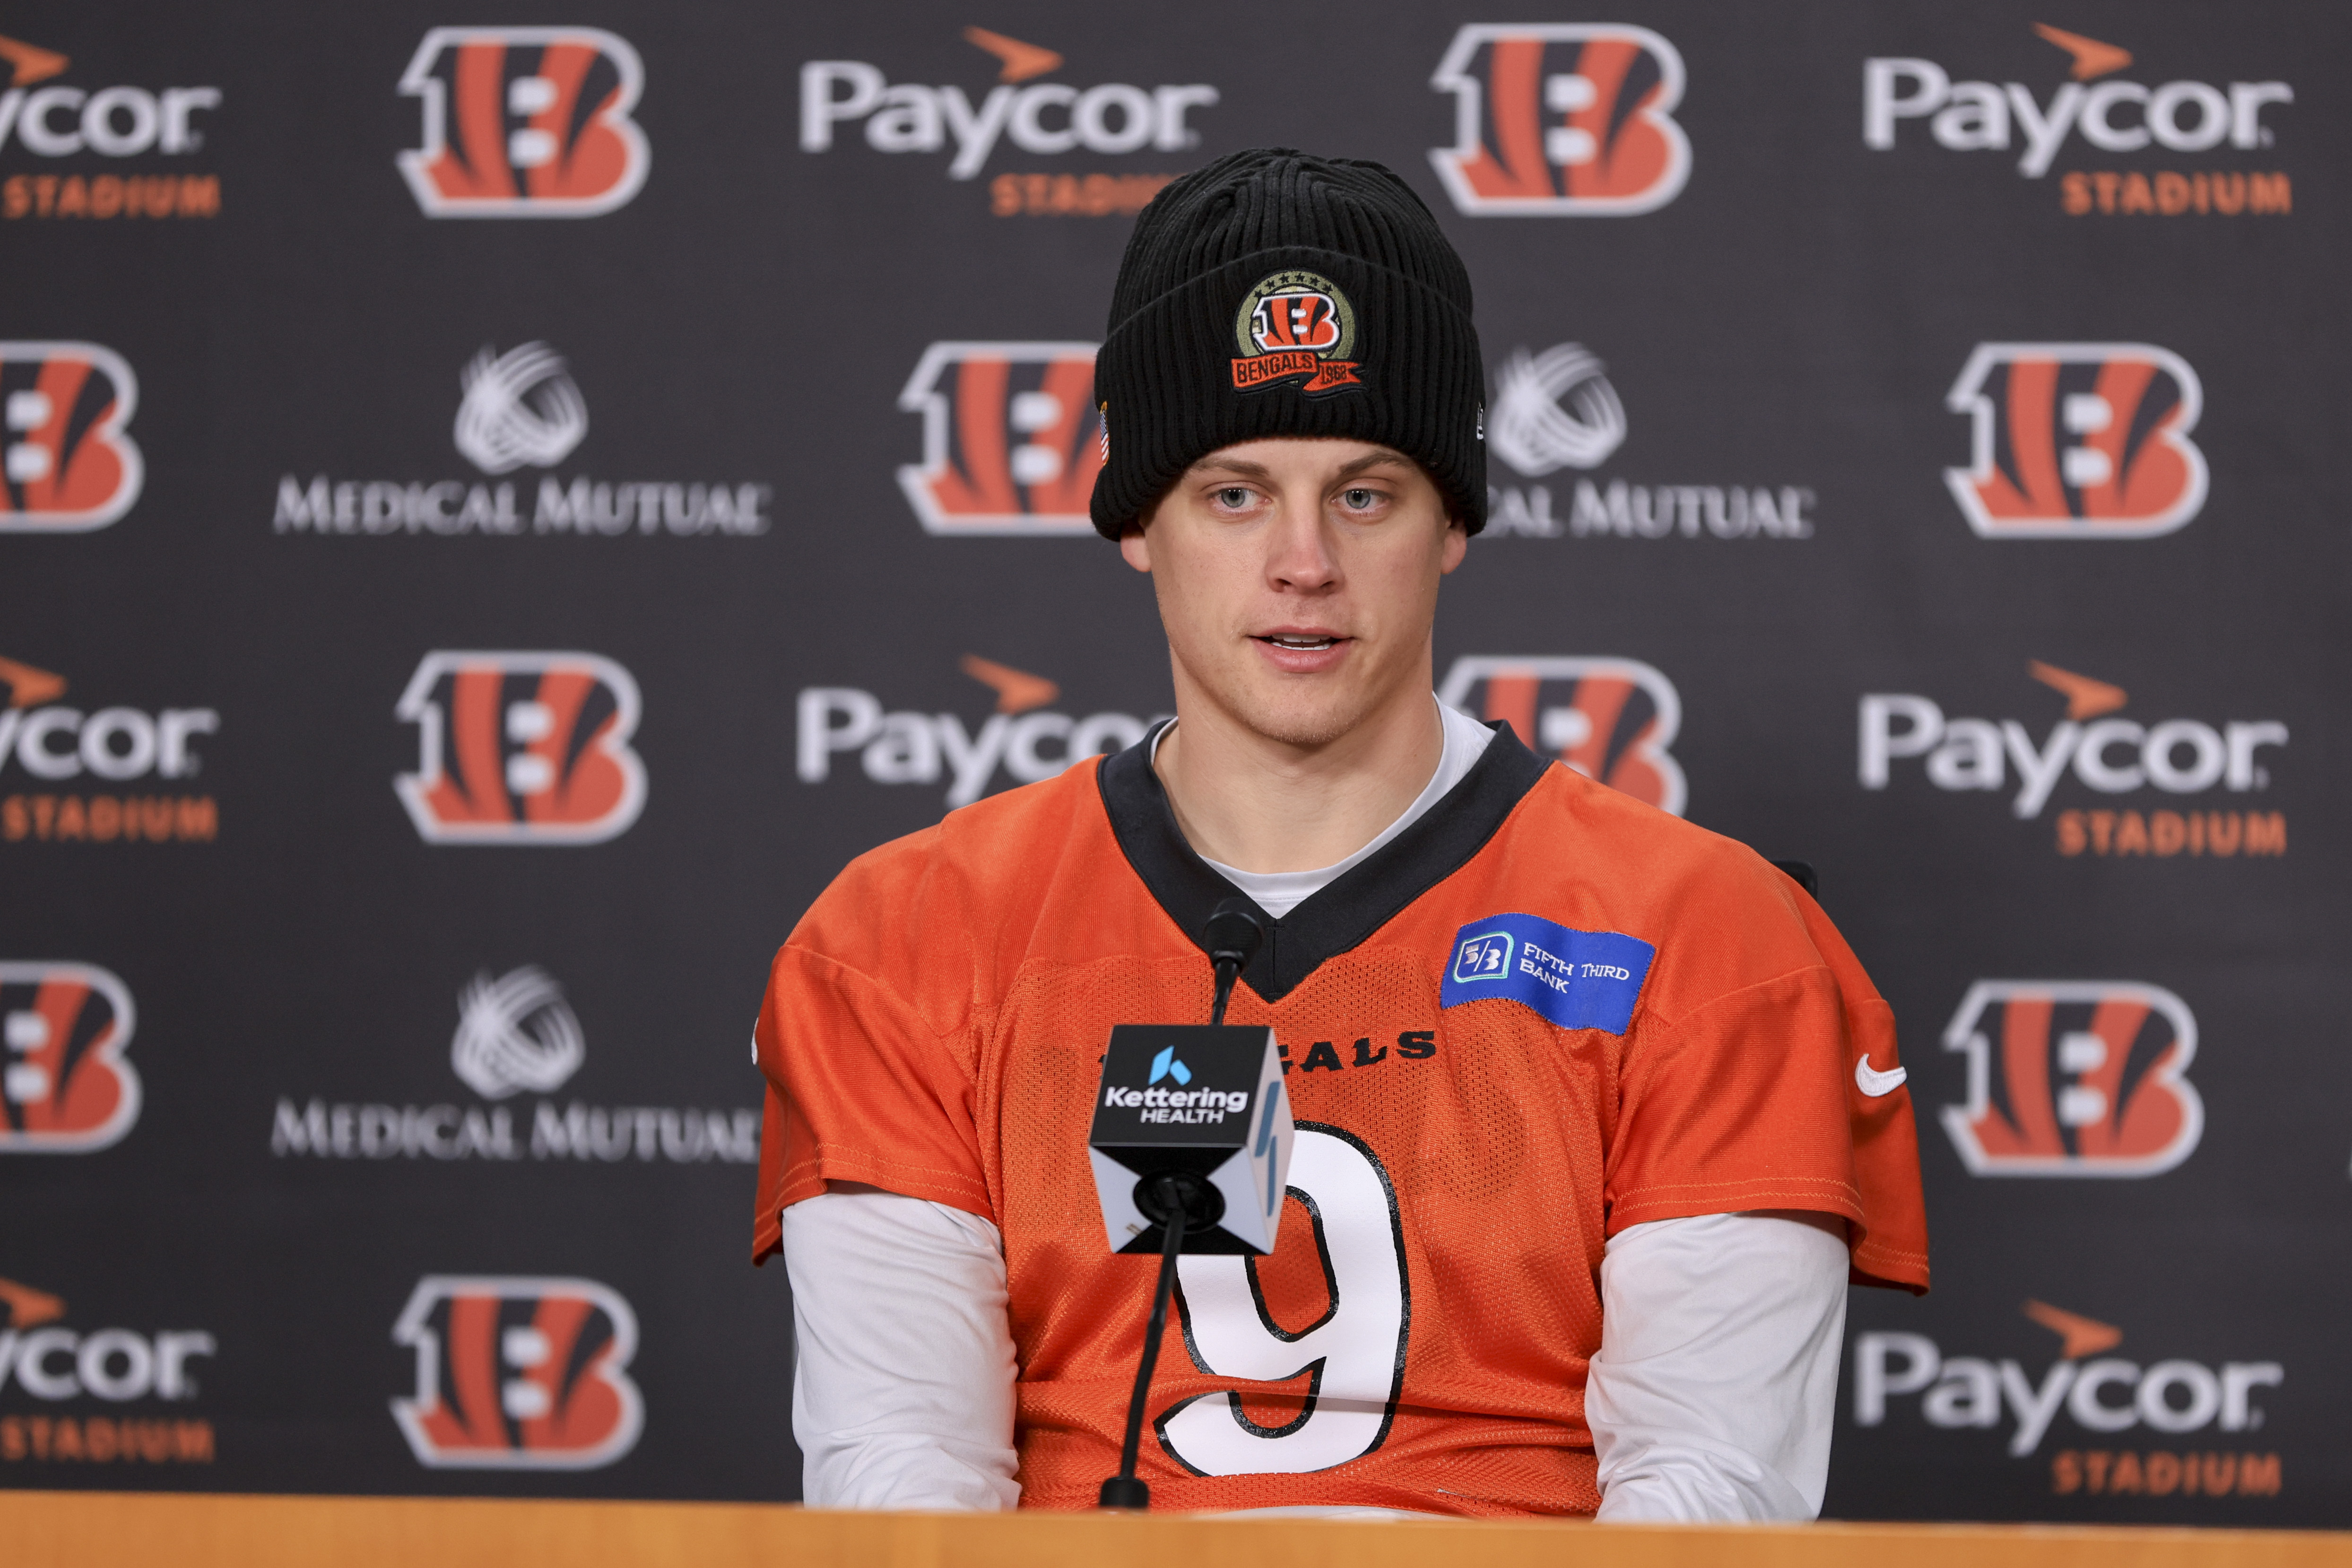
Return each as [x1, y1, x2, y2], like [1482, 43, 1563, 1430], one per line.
[1440, 913, 1657, 1035]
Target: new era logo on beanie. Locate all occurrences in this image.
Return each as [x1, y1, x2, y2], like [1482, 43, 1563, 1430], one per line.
[1088, 147, 1487, 539]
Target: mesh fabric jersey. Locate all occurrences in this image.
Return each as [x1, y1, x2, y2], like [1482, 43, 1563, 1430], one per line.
[752, 724, 1929, 1516]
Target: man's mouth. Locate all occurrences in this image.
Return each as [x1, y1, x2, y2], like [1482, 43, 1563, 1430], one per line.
[1258, 633, 1342, 650]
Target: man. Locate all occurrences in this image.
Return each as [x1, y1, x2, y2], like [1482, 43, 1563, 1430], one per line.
[752, 149, 1927, 1519]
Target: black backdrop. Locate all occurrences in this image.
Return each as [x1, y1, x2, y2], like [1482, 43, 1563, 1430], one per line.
[2, 0, 2344, 1528]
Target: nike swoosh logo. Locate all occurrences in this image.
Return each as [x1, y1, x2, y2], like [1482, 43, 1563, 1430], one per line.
[1855, 1057, 1908, 1098]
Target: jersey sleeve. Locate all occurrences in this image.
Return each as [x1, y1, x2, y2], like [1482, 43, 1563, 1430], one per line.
[1794, 890, 1931, 1293]
[751, 831, 993, 1265]
[1600, 855, 1929, 1294]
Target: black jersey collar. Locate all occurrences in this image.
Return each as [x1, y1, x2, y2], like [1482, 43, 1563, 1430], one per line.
[1096, 719, 1551, 1002]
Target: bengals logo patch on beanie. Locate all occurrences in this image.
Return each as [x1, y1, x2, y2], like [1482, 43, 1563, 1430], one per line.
[1232, 271, 1363, 396]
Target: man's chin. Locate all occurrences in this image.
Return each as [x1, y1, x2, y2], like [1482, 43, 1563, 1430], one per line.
[1220, 686, 1379, 751]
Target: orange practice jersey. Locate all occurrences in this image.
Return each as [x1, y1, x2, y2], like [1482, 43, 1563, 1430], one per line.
[752, 724, 1929, 1516]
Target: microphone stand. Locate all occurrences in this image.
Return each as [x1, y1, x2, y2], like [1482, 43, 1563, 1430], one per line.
[1098, 1174, 1187, 1510]
[1097, 899, 1264, 1511]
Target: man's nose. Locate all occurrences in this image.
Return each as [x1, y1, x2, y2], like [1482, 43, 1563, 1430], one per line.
[1264, 496, 1340, 590]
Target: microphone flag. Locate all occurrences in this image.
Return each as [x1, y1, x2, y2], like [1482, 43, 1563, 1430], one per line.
[1087, 1023, 1293, 1255]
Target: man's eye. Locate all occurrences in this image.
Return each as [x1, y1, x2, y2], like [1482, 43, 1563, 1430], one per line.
[1341, 488, 1380, 509]
[1215, 488, 1253, 509]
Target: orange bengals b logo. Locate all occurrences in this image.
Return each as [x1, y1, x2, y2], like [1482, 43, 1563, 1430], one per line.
[1941, 981, 2203, 1177]
[1438, 656, 1686, 815]
[394, 652, 646, 845]
[1945, 344, 2207, 539]
[1429, 25, 1690, 216]
[896, 342, 1106, 536]
[0, 344, 142, 534]
[398, 28, 649, 217]
[391, 1276, 642, 1470]
[1251, 292, 1342, 353]
[0, 962, 139, 1153]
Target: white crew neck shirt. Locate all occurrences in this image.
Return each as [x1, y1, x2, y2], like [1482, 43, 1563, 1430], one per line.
[1154, 697, 1497, 919]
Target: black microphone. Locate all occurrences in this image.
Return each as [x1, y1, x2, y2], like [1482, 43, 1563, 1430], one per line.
[1093, 901, 1288, 1510]
[1205, 897, 1264, 1027]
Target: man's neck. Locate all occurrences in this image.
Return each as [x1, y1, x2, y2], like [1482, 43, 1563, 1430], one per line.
[1153, 682, 1444, 875]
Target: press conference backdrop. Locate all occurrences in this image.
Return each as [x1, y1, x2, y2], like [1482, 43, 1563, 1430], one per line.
[0, 0, 2343, 1528]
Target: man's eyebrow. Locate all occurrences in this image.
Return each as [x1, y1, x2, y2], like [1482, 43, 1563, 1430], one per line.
[1332, 449, 1418, 480]
[1183, 448, 1418, 481]
[1186, 456, 1274, 479]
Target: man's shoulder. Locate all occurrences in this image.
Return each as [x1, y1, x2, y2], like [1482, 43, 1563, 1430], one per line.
[1508, 762, 1779, 897]
[1478, 765, 1839, 1015]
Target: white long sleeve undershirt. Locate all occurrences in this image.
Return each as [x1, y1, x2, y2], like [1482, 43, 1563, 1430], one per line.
[784, 1187, 1020, 1511]
[1589, 1210, 1848, 1520]
[779, 693, 1850, 1519]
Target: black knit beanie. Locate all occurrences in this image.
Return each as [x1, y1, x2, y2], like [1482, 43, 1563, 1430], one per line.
[1088, 148, 1486, 540]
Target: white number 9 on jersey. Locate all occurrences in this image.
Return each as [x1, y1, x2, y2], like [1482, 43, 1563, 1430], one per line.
[1156, 1125, 1410, 1474]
